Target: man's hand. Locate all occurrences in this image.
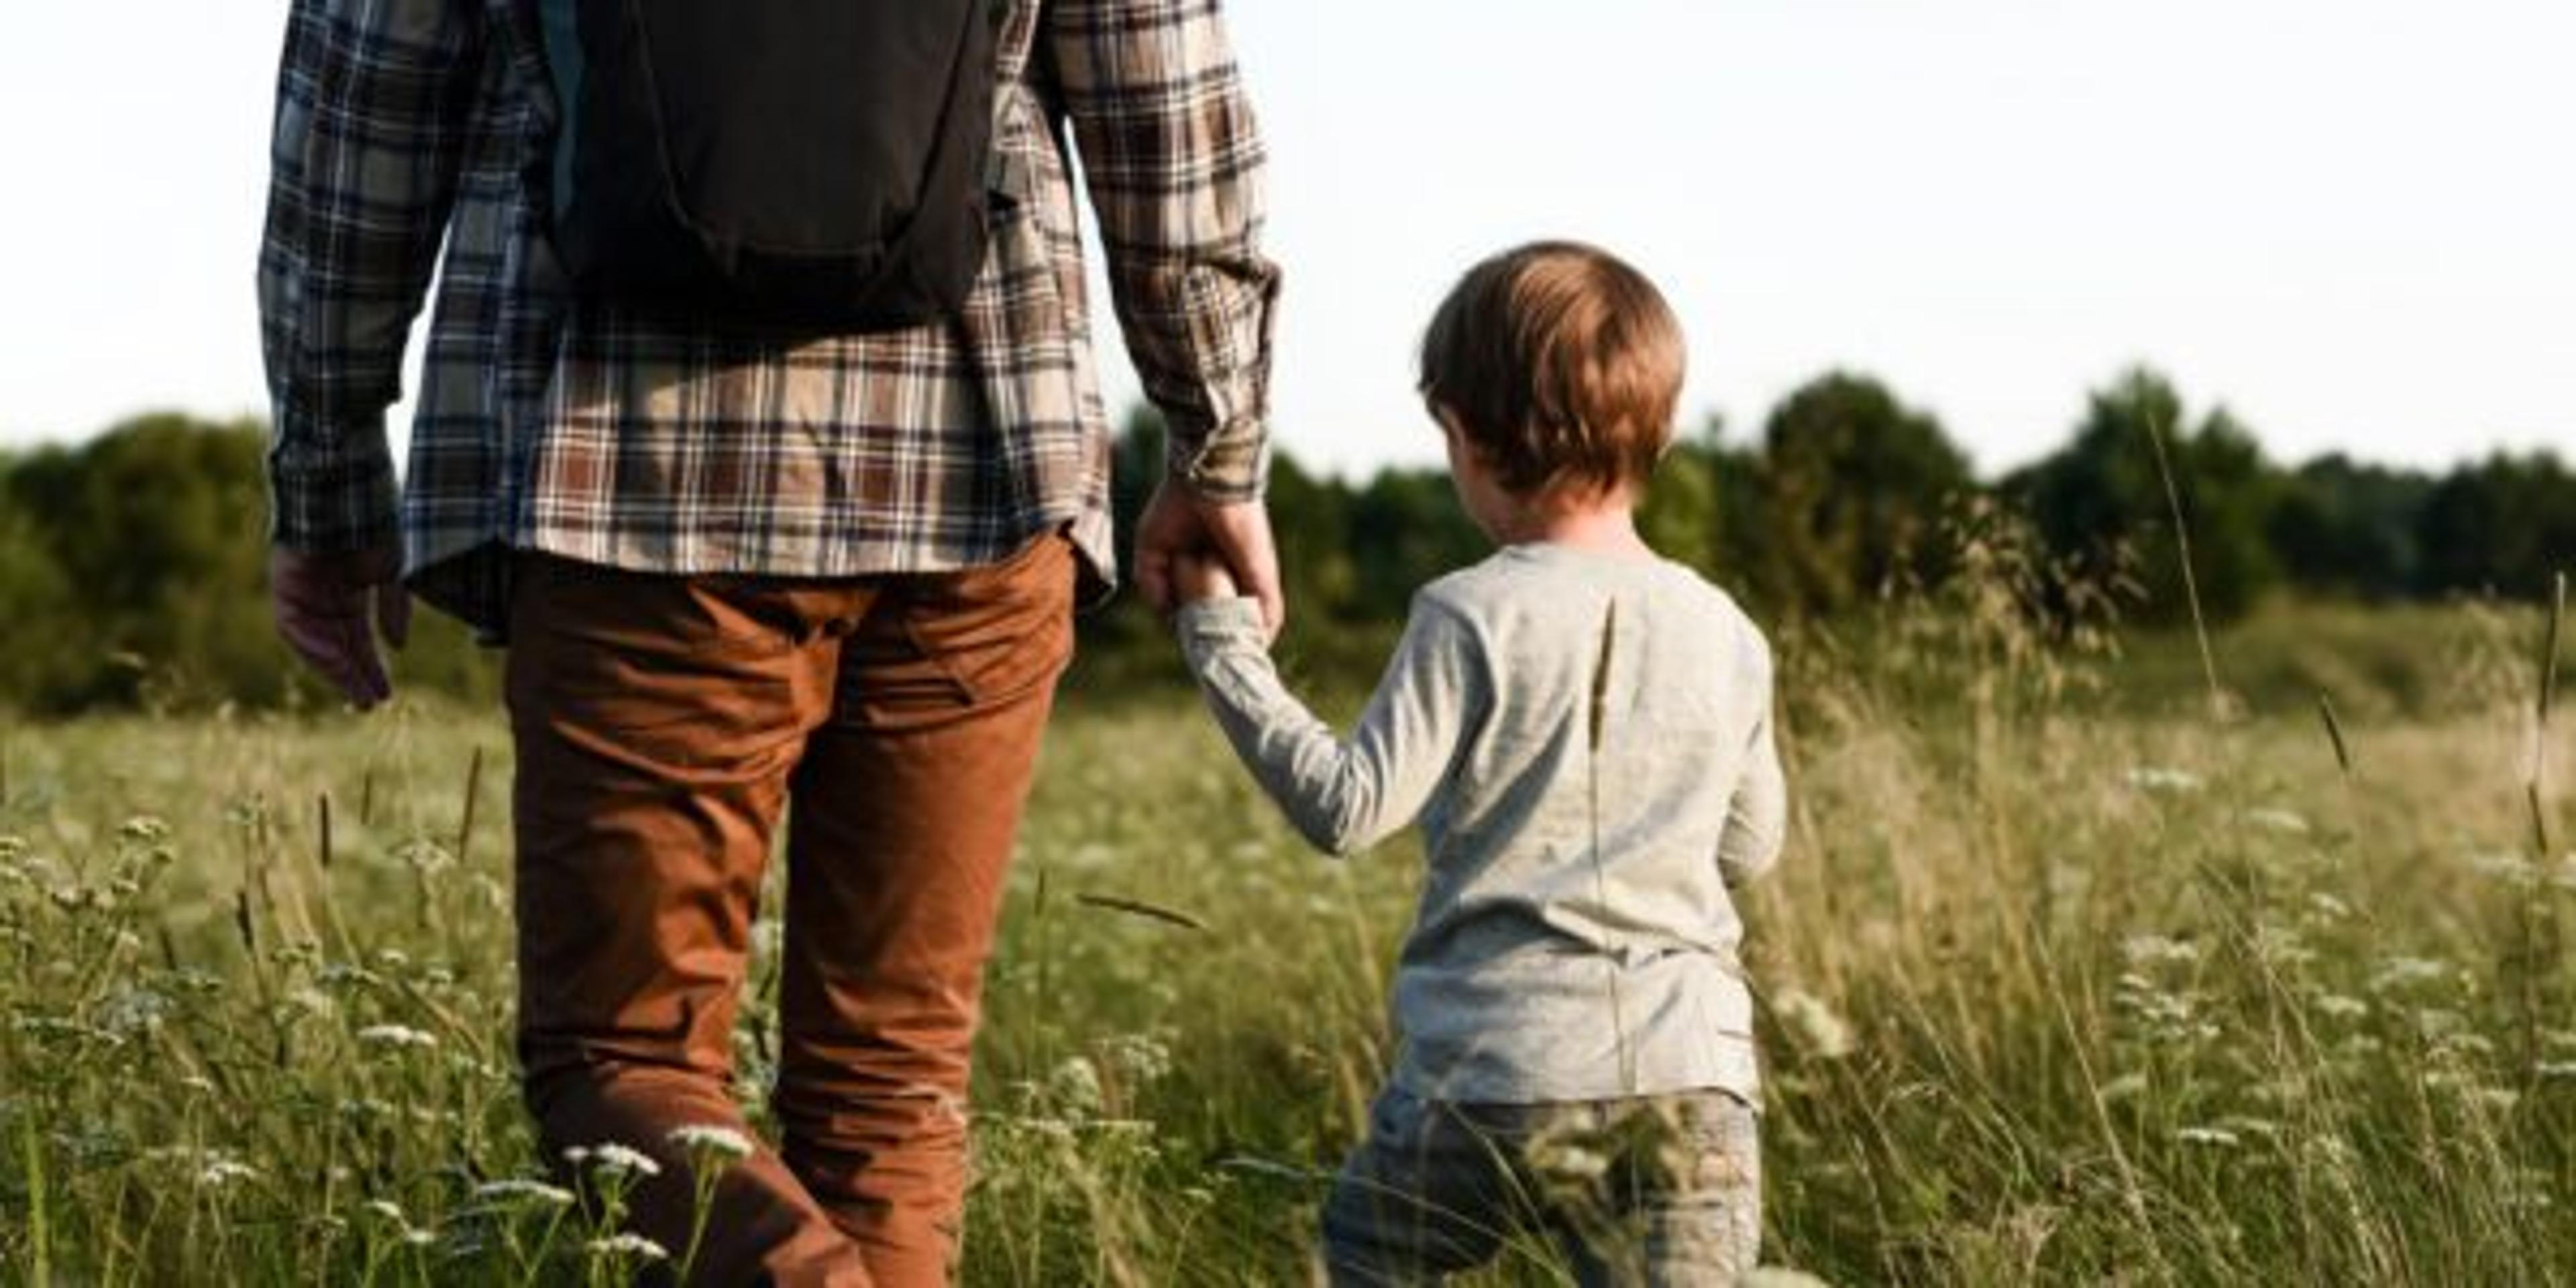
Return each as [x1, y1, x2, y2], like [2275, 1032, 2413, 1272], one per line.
[1132, 483, 1284, 639]
[1172, 551, 1240, 605]
[271, 545, 411, 710]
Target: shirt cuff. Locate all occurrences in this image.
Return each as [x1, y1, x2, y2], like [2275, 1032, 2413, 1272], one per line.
[1175, 596, 1268, 663]
[1168, 421, 1269, 504]
[266, 415, 399, 554]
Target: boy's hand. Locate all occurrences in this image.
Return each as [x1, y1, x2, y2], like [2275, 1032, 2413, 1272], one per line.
[1173, 552, 1240, 604]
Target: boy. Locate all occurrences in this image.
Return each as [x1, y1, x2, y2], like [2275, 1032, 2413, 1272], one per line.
[1170, 241, 1786, 1285]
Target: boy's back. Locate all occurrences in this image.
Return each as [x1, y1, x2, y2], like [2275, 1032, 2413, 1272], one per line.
[1177, 541, 1783, 1103]
[1398, 542, 1781, 1104]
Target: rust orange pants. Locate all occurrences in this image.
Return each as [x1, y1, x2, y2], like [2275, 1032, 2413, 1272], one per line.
[503, 531, 1075, 1286]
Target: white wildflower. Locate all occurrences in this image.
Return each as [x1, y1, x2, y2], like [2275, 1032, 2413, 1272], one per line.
[669, 1124, 756, 1163]
[2497, 1167, 2555, 1213]
[198, 1157, 259, 1188]
[1048, 1055, 1106, 1117]
[2245, 1078, 2302, 1108]
[2121, 934, 2200, 968]
[582, 1142, 663, 1179]
[2126, 766, 2204, 794]
[1101, 1032, 1175, 1087]
[1772, 987, 1856, 1060]
[117, 816, 172, 844]
[472, 1178, 577, 1208]
[2304, 892, 2353, 922]
[2468, 852, 2538, 888]
[98, 988, 173, 1036]
[2414, 1009, 2468, 1041]
[356, 1024, 438, 1051]
[2253, 926, 2316, 970]
[586, 1234, 670, 1262]
[2471, 1087, 2521, 1114]
[2435, 1030, 2498, 1057]
[2369, 957, 2451, 994]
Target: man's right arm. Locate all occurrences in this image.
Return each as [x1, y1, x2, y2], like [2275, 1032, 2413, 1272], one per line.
[1045, 0, 1282, 504]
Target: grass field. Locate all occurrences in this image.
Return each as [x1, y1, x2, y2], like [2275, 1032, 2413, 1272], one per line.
[3, 579, 2573, 1284]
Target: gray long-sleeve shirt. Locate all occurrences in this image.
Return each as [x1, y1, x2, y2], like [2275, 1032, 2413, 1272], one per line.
[1177, 543, 1786, 1104]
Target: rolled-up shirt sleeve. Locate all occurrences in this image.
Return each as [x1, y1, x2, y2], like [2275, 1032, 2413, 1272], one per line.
[1046, 0, 1281, 502]
[257, 0, 486, 553]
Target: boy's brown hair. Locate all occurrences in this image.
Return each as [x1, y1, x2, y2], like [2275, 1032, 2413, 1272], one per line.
[1418, 241, 1685, 500]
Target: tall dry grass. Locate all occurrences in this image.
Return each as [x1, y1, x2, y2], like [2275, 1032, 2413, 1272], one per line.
[1, 524, 2570, 1283]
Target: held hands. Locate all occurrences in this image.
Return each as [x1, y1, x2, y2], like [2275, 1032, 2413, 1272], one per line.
[1132, 481, 1284, 641]
[1172, 551, 1240, 604]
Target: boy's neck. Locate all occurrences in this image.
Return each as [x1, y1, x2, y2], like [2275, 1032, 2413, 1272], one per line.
[1489, 492, 1653, 559]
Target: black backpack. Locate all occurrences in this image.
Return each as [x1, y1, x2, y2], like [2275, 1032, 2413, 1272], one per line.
[527, 0, 996, 331]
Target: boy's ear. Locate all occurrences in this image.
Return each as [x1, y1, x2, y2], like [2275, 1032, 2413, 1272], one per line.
[1430, 402, 1467, 447]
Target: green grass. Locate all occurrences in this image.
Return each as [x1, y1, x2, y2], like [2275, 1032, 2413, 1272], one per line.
[3, 589, 2573, 1284]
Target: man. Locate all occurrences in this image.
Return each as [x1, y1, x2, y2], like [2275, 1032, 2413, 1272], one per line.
[258, 0, 1280, 1282]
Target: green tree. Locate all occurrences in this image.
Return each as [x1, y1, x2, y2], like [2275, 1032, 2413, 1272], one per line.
[1344, 468, 1484, 623]
[1640, 417, 1784, 612]
[2, 415, 278, 709]
[2416, 451, 2576, 597]
[1637, 430, 1723, 574]
[2266, 453, 2430, 601]
[1757, 372, 1975, 616]
[2006, 368, 2282, 625]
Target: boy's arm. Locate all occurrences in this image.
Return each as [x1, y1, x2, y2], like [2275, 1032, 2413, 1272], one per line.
[1717, 692, 1788, 889]
[1046, 0, 1281, 503]
[1176, 595, 1480, 857]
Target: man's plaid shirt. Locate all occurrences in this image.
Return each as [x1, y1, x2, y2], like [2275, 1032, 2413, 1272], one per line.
[259, 0, 1279, 641]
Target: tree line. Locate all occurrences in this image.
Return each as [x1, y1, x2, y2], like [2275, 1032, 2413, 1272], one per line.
[1098, 366, 2567, 639]
[0, 368, 2568, 712]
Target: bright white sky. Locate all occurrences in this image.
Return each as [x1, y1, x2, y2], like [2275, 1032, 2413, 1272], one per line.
[3, 0, 2572, 480]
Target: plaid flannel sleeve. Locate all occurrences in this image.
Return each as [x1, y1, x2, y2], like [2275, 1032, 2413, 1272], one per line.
[257, 0, 486, 553]
[1047, 0, 1282, 503]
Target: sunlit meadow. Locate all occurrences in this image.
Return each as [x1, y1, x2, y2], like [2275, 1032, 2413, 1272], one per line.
[3, 527, 2571, 1284]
